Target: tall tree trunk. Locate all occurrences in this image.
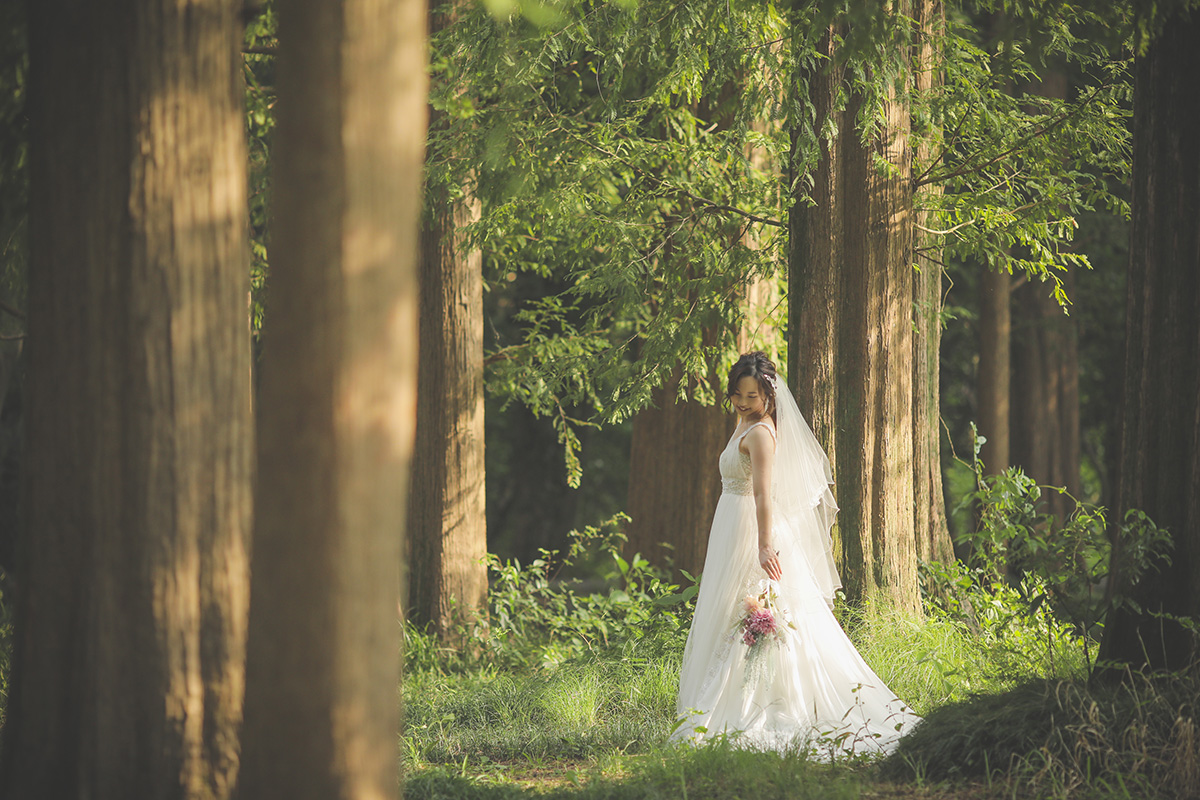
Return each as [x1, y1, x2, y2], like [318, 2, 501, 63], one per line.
[789, 12, 939, 610]
[1009, 70, 1080, 524]
[407, 0, 487, 640]
[911, 0, 954, 566]
[789, 26, 842, 469]
[626, 371, 730, 578]
[626, 83, 767, 581]
[2, 0, 252, 796]
[838, 80, 919, 612]
[789, 26, 843, 557]
[976, 13, 1012, 482]
[1098, 14, 1200, 673]
[237, 0, 426, 797]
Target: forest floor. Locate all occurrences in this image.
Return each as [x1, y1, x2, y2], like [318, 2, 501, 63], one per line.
[404, 757, 1009, 800]
[400, 548, 1191, 800]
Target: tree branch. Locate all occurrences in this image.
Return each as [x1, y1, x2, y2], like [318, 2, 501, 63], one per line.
[569, 132, 784, 228]
[915, 82, 1108, 189]
[914, 218, 978, 236]
[0, 299, 25, 322]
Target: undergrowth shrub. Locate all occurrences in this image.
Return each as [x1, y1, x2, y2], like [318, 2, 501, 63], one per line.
[405, 513, 696, 676]
[885, 670, 1200, 799]
[924, 425, 1171, 675]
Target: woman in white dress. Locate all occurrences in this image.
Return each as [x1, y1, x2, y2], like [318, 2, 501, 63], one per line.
[671, 352, 920, 757]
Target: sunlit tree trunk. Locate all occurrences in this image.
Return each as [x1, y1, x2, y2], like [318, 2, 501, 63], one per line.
[1, 0, 252, 796]
[789, 6, 948, 610]
[1098, 14, 1200, 673]
[907, 0, 955, 568]
[912, 0, 954, 566]
[237, 0, 426, 796]
[838, 79, 919, 612]
[407, 0, 487, 641]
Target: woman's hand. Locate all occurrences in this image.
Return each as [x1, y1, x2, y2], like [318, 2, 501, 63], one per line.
[759, 545, 782, 581]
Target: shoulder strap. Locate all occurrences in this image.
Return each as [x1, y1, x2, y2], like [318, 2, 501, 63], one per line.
[738, 420, 777, 442]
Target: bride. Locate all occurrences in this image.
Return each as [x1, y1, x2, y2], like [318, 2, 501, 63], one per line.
[670, 351, 920, 757]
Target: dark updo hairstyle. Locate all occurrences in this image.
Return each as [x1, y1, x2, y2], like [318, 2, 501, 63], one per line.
[725, 351, 778, 424]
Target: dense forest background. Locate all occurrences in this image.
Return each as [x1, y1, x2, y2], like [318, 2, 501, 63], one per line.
[0, 0, 1196, 798]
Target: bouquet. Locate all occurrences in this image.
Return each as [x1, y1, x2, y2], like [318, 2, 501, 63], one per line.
[735, 582, 796, 687]
[737, 583, 795, 650]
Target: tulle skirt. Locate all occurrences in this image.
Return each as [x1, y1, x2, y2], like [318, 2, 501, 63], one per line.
[670, 491, 920, 758]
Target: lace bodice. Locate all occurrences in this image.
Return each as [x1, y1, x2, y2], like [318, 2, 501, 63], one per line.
[719, 422, 774, 496]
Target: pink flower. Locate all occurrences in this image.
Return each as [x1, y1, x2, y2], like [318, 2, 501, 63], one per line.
[742, 630, 757, 646]
[743, 595, 762, 614]
[747, 609, 776, 636]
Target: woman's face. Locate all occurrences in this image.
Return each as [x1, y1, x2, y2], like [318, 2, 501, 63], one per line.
[731, 375, 766, 420]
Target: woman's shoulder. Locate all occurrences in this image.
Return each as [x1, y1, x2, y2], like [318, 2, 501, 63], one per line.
[743, 420, 776, 440]
[738, 420, 776, 454]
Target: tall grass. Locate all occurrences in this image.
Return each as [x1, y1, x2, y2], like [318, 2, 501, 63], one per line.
[884, 670, 1200, 800]
[843, 594, 1090, 716]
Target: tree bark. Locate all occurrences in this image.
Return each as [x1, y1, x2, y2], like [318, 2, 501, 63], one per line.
[911, 0, 954, 567]
[407, 0, 487, 640]
[1098, 14, 1200, 673]
[789, 5, 951, 609]
[237, 0, 426, 797]
[2, 0, 252, 796]
[626, 83, 761, 581]
[838, 79, 920, 612]
[789, 26, 842, 483]
[626, 370, 730, 580]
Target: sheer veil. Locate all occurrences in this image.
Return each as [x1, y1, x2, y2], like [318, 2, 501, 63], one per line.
[769, 374, 841, 605]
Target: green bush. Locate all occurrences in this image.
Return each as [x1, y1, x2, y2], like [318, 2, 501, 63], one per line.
[932, 425, 1172, 674]
[405, 513, 696, 676]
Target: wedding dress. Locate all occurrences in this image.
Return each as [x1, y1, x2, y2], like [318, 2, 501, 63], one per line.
[670, 380, 920, 757]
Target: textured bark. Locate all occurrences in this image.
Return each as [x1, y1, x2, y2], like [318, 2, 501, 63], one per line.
[977, 267, 1011, 474]
[911, 0, 954, 566]
[2, 1, 252, 796]
[1011, 273, 1081, 522]
[1009, 70, 1080, 526]
[1098, 15, 1200, 672]
[789, 27, 842, 477]
[407, 0, 487, 640]
[237, 0, 426, 797]
[838, 81, 919, 612]
[788, 14, 933, 610]
[626, 372, 731, 579]
[626, 81, 764, 580]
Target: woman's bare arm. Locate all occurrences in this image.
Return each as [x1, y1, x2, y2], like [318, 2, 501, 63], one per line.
[744, 425, 781, 580]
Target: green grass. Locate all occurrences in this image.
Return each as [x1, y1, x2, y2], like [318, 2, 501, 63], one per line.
[406, 740, 867, 800]
[843, 598, 1090, 715]
[403, 640, 682, 765]
[403, 591, 1195, 800]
